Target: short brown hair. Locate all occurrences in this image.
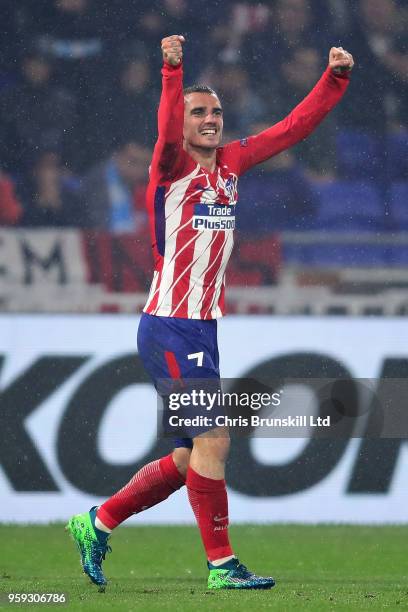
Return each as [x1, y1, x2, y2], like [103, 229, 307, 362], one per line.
[183, 84, 219, 97]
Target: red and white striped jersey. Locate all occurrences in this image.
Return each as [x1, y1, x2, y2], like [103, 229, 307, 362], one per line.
[144, 61, 349, 320]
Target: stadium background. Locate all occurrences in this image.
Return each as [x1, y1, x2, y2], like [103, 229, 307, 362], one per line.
[1, 0, 407, 527]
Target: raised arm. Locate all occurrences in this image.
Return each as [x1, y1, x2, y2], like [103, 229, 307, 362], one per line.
[236, 47, 354, 175]
[151, 35, 186, 179]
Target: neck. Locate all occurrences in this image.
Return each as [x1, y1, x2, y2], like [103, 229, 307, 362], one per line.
[184, 143, 217, 172]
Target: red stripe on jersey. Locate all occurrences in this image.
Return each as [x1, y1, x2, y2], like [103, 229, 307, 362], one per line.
[200, 232, 227, 319]
[164, 351, 181, 379]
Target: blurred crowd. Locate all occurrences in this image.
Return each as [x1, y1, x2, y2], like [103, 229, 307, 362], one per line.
[0, 0, 407, 233]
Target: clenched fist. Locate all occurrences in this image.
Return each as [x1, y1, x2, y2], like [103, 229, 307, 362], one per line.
[162, 35, 185, 66]
[329, 46, 354, 74]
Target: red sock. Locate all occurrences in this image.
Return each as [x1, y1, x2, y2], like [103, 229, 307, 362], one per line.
[97, 454, 185, 529]
[186, 466, 233, 561]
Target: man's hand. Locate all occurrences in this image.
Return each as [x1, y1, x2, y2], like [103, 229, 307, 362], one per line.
[162, 35, 185, 66]
[329, 46, 354, 74]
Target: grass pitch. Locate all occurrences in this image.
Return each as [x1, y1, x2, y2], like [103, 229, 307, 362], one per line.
[0, 524, 406, 611]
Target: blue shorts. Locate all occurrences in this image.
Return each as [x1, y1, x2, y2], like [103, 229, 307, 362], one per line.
[137, 312, 221, 448]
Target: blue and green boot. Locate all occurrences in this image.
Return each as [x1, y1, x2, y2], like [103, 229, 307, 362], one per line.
[66, 506, 111, 590]
[207, 557, 275, 590]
